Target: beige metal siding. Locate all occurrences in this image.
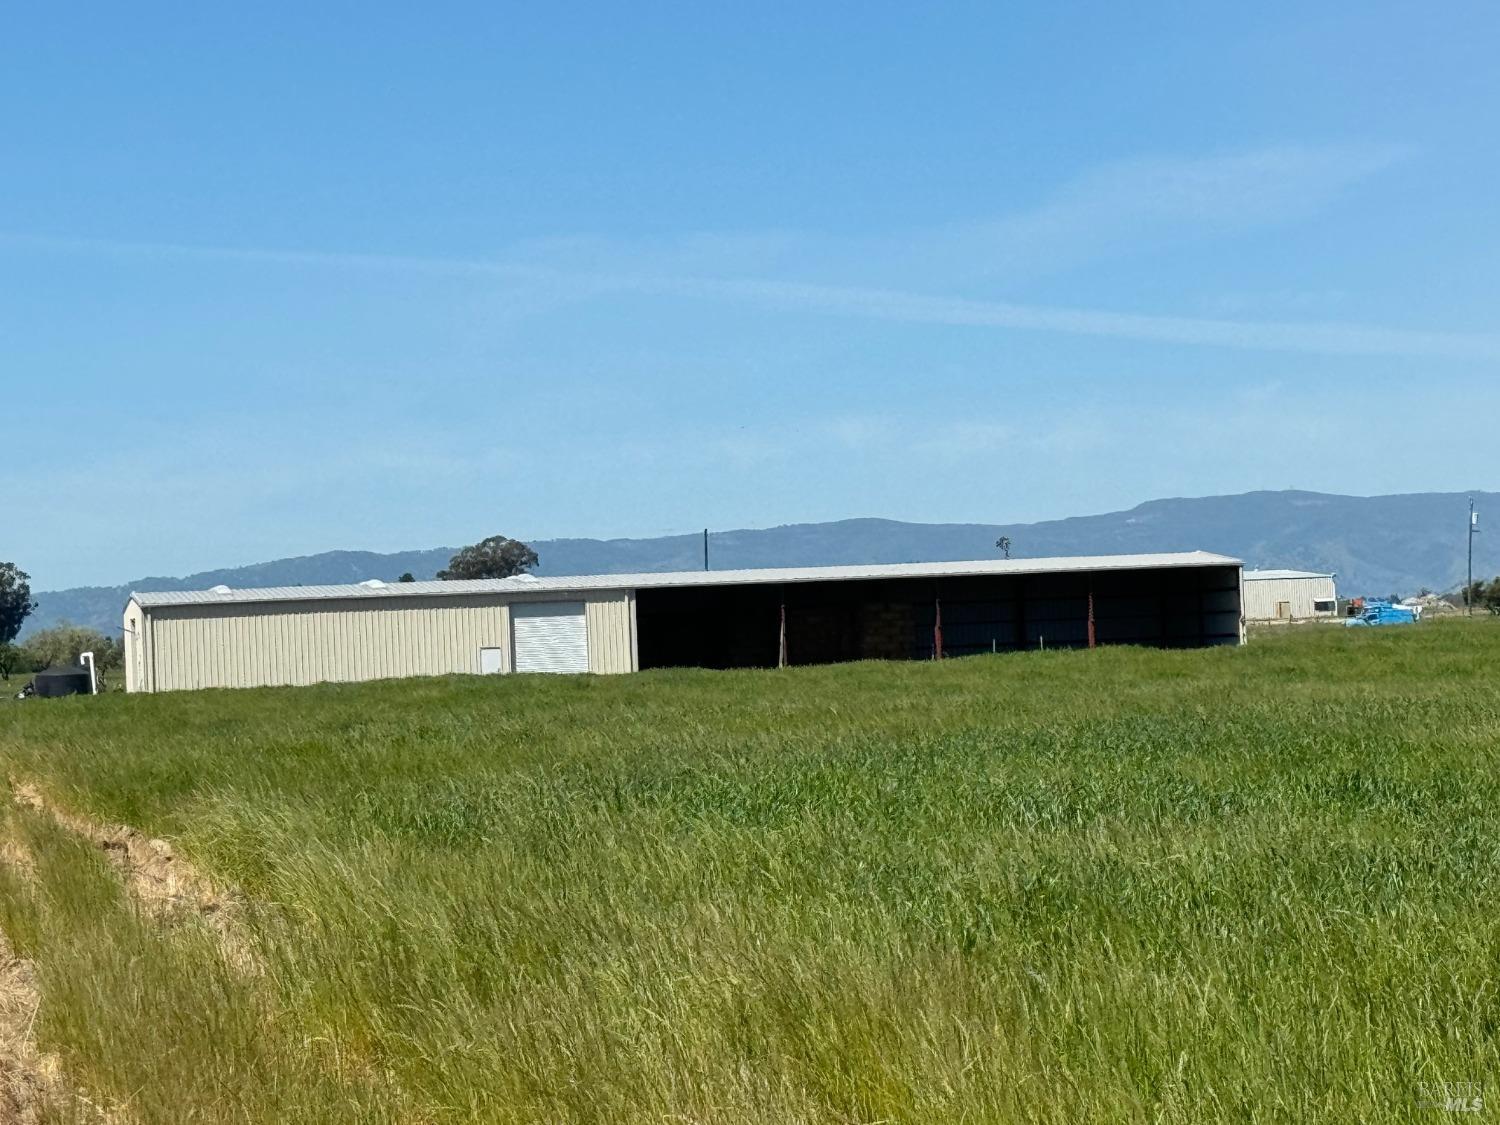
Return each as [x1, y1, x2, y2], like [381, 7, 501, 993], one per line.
[1243, 576, 1337, 621]
[122, 599, 141, 693]
[142, 603, 159, 693]
[142, 594, 511, 692]
[132, 589, 637, 692]
[584, 591, 636, 674]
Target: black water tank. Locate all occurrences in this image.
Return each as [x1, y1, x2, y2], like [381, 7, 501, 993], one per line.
[33, 666, 93, 698]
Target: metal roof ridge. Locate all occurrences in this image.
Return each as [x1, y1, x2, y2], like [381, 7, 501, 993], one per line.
[126, 550, 1241, 609]
[1243, 568, 1336, 579]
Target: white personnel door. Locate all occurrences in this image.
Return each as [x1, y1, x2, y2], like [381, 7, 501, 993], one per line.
[479, 647, 503, 675]
[511, 602, 589, 673]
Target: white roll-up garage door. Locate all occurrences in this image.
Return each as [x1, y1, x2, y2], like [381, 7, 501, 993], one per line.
[511, 602, 589, 674]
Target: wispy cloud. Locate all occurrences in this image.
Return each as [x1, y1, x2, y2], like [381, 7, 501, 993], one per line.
[7, 228, 1494, 361]
[6, 144, 1490, 362]
[792, 144, 1410, 284]
[825, 415, 898, 451]
[7, 230, 1493, 361]
[612, 272, 1496, 360]
[475, 144, 1411, 284]
[960, 145, 1407, 266]
[0, 231, 541, 280]
[815, 414, 1113, 466]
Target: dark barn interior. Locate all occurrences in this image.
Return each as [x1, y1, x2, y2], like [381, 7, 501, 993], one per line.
[634, 565, 1242, 670]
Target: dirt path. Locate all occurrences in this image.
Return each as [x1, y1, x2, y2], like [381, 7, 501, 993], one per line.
[0, 922, 67, 1124]
[0, 779, 268, 1123]
[0, 831, 112, 1124]
[9, 782, 259, 976]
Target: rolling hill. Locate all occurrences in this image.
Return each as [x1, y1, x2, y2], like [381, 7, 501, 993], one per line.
[25, 489, 1500, 637]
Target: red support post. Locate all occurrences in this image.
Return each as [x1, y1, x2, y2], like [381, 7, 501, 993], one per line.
[934, 595, 944, 660]
[1087, 582, 1096, 649]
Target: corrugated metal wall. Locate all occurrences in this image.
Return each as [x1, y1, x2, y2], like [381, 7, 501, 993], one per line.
[585, 592, 635, 675]
[132, 590, 639, 692]
[1243, 576, 1337, 621]
[122, 602, 140, 693]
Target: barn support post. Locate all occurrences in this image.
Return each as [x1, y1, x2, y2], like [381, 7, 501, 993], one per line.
[1087, 580, 1097, 649]
[1198, 579, 1207, 647]
[778, 597, 788, 668]
[933, 592, 944, 660]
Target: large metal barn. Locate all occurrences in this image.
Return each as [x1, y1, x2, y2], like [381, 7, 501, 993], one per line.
[122, 551, 1243, 693]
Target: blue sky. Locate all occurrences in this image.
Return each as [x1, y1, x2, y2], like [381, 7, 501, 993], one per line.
[5, 3, 1500, 589]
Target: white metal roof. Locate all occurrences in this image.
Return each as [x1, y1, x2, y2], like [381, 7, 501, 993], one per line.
[128, 551, 1240, 610]
[1243, 568, 1335, 581]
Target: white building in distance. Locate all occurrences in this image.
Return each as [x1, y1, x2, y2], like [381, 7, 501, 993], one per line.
[1242, 569, 1337, 622]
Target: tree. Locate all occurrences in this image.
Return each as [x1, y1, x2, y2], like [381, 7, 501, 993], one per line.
[1470, 578, 1500, 614]
[397, 572, 416, 583]
[21, 624, 121, 671]
[1461, 578, 1500, 613]
[437, 536, 538, 581]
[0, 562, 37, 646]
[0, 643, 28, 680]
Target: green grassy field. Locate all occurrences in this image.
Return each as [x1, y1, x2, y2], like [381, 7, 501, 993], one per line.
[1, 621, 1498, 1123]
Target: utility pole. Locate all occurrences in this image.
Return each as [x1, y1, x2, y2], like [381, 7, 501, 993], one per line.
[1468, 499, 1479, 616]
[703, 528, 709, 571]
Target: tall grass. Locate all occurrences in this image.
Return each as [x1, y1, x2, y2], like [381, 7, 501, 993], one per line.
[2, 621, 1499, 1122]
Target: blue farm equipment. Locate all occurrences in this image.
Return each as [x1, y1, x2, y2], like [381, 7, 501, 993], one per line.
[1345, 600, 1419, 627]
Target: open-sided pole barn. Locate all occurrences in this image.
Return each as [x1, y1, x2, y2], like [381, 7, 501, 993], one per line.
[123, 551, 1243, 693]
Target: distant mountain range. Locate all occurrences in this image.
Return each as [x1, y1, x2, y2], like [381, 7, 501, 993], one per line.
[25, 489, 1500, 637]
